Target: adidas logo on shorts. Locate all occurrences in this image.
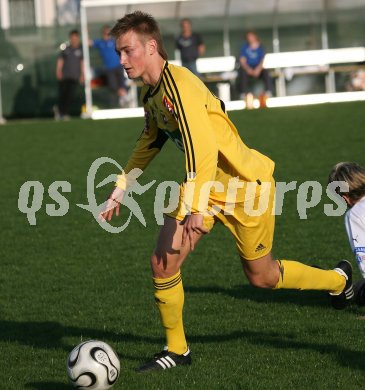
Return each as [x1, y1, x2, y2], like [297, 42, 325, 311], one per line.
[255, 243, 266, 252]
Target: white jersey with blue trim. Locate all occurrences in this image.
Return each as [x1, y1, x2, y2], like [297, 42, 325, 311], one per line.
[345, 196, 365, 278]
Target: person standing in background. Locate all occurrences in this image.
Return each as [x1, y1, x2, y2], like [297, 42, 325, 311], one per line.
[176, 18, 205, 76]
[55, 30, 84, 120]
[90, 25, 129, 108]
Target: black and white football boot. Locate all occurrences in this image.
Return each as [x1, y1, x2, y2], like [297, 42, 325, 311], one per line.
[137, 347, 191, 372]
[330, 260, 354, 310]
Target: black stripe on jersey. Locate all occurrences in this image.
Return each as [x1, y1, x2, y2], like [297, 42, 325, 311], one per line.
[164, 68, 196, 173]
[149, 62, 168, 99]
[149, 128, 169, 150]
[219, 98, 226, 113]
[162, 77, 192, 173]
[149, 83, 161, 98]
[163, 85, 174, 107]
[142, 89, 150, 104]
[164, 67, 196, 174]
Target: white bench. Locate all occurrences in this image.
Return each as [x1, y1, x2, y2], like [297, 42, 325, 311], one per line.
[127, 56, 237, 105]
[186, 47, 365, 98]
[128, 47, 365, 105]
[169, 56, 237, 101]
[263, 47, 365, 96]
[178, 47, 365, 98]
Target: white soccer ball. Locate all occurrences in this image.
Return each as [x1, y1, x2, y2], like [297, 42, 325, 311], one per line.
[67, 340, 120, 390]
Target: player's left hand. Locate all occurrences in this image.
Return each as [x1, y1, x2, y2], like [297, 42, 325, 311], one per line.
[180, 214, 209, 251]
[98, 186, 125, 222]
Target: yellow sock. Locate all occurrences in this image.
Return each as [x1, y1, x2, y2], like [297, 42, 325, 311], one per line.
[153, 271, 187, 355]
[275, 260, 345, 294]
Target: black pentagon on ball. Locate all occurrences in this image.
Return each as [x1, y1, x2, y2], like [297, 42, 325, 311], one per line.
[90, 347, 119, 385]
[68, 341, 90, 368]
[72, 372, 97, 388]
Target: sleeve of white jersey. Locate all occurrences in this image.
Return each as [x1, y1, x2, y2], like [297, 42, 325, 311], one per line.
[345, 210, 365, 278]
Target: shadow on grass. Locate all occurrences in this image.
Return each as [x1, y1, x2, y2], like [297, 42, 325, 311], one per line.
[0, 320, 162, 356]
[185, 284, 329, 308]
[192, 329, 365, 372]
[25, 382, 70, 390]
[2, 317, 364, 385]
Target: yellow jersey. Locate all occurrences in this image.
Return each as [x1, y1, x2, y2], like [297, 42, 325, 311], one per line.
[116, 62, 274, 213]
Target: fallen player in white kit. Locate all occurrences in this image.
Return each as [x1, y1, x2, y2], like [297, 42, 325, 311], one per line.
[329, 161, 365, 305]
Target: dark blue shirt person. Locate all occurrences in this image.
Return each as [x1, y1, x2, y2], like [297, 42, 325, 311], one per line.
[92, 37, 120, 70]
[239, 43, 265, 68]
[237, 30, 272, 105]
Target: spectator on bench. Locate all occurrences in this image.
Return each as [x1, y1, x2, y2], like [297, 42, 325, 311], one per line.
[237, 30, 272, 107]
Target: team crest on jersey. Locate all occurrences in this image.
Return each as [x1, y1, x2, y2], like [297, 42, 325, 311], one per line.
[163, 96, 175, 116]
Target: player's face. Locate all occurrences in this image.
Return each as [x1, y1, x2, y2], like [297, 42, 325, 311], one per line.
[116, 30, 149, 80]
[70, 33, 80, 47]
[246, 32, 258, 45]
[102, 27, 110, 39]
[181, 20, 191, 35]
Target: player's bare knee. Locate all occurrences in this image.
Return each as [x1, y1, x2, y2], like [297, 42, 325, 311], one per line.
[150, 252, 167, 275]
[242, 263, 279, 288]
[150, 251, 182, 278]
[247, 273, 277, 289]
[241, 254, 279, 289]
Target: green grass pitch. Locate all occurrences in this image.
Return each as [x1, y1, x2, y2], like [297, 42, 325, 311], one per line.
[0, 102, 365, 389]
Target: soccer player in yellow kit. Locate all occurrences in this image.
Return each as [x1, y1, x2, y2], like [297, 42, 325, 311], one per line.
[100, 11, 354, 372]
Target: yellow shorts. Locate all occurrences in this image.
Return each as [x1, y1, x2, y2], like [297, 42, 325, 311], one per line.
[166, 177, 276, 260]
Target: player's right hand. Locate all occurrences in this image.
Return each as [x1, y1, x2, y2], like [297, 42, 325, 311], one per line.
[98, 187, 125, 222]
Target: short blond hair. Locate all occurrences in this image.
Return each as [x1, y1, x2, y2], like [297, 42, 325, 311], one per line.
[110, 11, 168, 60]
[328, 162, 365, 202]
